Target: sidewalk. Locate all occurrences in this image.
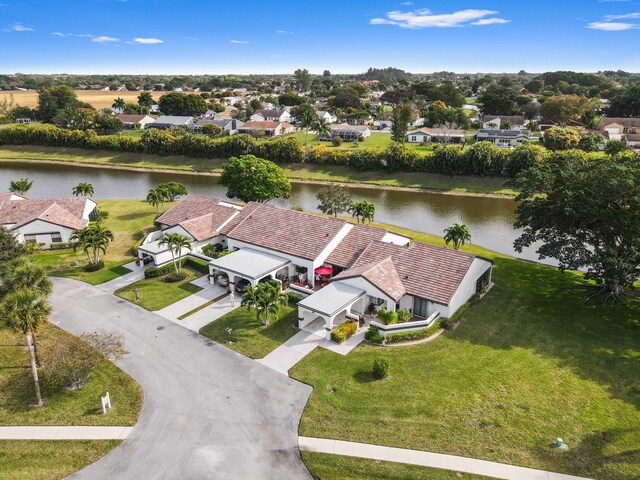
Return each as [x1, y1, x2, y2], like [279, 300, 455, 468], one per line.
[97, 261, 147, 294]
[156, 276, 226, 322]
[0, 426, 134, 440]
[299, 437, 591, 480]
[175, 291, 239, 332]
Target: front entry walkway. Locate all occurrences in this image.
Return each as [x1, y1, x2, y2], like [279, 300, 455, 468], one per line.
[156, 275, 226, 322]
[97, 261, 148, 294]
[299, 437, 592, 480]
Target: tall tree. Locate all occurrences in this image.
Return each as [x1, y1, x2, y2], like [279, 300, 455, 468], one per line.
[72, 182, 95, 198]
[443, 224, 472, 250]
[159, 233, 192, 276]
[157, 182, 187, 201]
[0, 226, 26, 265]
[391, 101, 412, 143]
[112, 97, 126, 111]
[71, 222, 114, 267]
[348, 200, 375, 224]
[296, 103, 316, 147]
[540, 95, 592, 126]
[316, 184, 353, 218]
[220, 155, 292, 203]
[137, 91, 155, 112]
[241, 281, 288, 326]
[37, 85, 81, 123]
[293, 68, 312, 91]
[158, 92, 207, 116]
[514, 153, 640, 302]
[146, 187, 169, 214]
[311, 117, 331, 145]
[9, 178, 32, 196]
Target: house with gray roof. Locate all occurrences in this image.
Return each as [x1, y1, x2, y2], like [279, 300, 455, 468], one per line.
[476, 129, 533, 148]
[190, 118, 244, 135]
[482, 115, 526, 130]
[146, 116, 195, 130]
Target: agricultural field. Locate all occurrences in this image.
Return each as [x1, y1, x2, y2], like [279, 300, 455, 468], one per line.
[0, 90, 146, 110]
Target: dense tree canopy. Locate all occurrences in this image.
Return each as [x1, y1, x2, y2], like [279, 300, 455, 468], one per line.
[220, 155, 292, 203]
[539, 95, 592, 125]
[478, 83, 520, 115]
[158, 92, 208, 116]
[608, 82, 640, 117]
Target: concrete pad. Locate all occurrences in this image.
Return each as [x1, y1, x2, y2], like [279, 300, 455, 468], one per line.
[258, 330, 325, 374]
[97, 261, 147, 294]
[320, 331, 364, 356]
[156, 277, 226, 322]
[178, 293, 238, 332]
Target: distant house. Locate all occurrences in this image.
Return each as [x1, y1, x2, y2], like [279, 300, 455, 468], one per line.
[320, 124, 371, 142]
[147, 116, 195, 130]
[482, 115, 525, 130]
[115, 114, 156, 130]
[599, 117, 640, 141]
[374, 111, 424, 129]
[476, 129, 533, 148]
[250, 109, 291, 123]
[538, 118, 584, 131]
[191, 118, 244, 135]
[223, 96, 245, 106]
[315, 110, 337, 123]
[0, 193, 96, 247]
[625, 134, 640, 149]
[407, 128, 465, 144]
[238, 121, 294, 137]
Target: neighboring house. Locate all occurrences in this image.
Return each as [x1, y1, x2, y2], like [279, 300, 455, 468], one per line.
[115, 114, 156, 130]
[315, 110, 337, 123]
[320, 124, 371, 142]
[539, 118, 584, 131]
[476, 129, 533, 148]
[0, 193, 96, 246]
[599, 117, 640, 141]
[223, 96, 246, 106]
[625, 133, 640, 148]
[374, 111, 424, 129]
[250, 109, 291, 123]
[146, 116, 195, 130]
[482, 115, 525, 130]
[237, 121, 294, 137]
[190, 118, 244, 135]
[406, 128, 465, 144]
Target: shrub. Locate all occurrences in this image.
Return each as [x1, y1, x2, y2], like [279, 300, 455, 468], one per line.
[165, 271, 188, 282]
[364, 325, 384, 344]
[330, 320, 357, 344]
[372, 358, 389, 379]
[48, 241, 75, 251]
[604, 139, 628, 155]
[144, 263, 176, 278]
[184, 257, 209, 274]
[84, 260, 104, 272]
[397, 309, 412, 323]
[287, 292, 305, 305]
[385, 320, 442, 344]
[543, 127, 580, 151]
[376, 307, 398, 325]
[290, 204, 303, 211]
[332, 135, 343, 147]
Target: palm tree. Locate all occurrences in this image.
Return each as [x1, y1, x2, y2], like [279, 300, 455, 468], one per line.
[112, 97, 126, 111]
[159, 233, 192, 275]
[375, 104, 386, 129]
[297, 104, 316, 147]
[137, 92, 154, 113]
[1, 289, 51, 406]
[73, 108, 95, 130]
[241, 281, 288, 326]
[146, 188, 167, 215]
[311, 117, 332, 145]
[443, 223, 472, 250]
[72, 182, 95, 198]
[71, 222, 114, 266]
[348, 200, 376, 224]
[9, 178, 33, 196]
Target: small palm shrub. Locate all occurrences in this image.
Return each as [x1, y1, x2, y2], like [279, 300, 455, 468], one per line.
[397, 309, 412, 323]
[372, 358, 389, 379]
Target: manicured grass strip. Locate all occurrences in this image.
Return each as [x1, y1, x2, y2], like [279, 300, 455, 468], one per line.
[177, 292, 229, 320]
[0, 324, 142, 426]
[0, 440, 120, 480]
[114, 267, 203, 311]
[37, 251, 132, 285]
[199, 305, 298, 359]
[301, 451, 491, 480]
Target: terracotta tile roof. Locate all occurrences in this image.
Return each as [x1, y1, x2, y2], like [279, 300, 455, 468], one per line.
[240, 121, 290, 130]
[225, 202, 348, 260]
[342, 240, 477, 305]
[178, 208, 239, 241]
[0, 192, 23, 201]
[334, 256, 406, 301]
[218, 202, 261, 235]
[0, 197, 90, 230]
[116, 114, 152, 123]
[156, 194, 224, 226]
[326, 223, 388, 269]
[600, 117, 640, 128]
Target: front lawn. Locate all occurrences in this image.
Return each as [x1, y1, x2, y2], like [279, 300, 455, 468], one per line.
[291, 226, 640, 480]
[35, 249, 131, 285]
[282, 131, 438, 153]
[302, 452, 491, 480]
[0, 324, 142, 426]
[114, 266, 203, 311]
[199, 304, 298, 359]
[0, 440, 120, 480]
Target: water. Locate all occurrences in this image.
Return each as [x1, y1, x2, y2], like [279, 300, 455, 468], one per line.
[0, 161, 544, 263]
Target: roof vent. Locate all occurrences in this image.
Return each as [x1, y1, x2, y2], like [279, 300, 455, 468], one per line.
[404, 275, 409, 280]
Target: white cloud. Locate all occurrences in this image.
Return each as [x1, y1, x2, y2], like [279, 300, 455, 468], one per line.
[133, 37, 164, 44]
[370, 8, 509, 29]
[230, 39, 249, 44]
[92, 35, 120, 42]
[6, 22, 34, 31]
[52, 31, 68, 37]
[587, 21, 637, 30]
[604, 12, 640, 20]
[276, 30, 293, 34]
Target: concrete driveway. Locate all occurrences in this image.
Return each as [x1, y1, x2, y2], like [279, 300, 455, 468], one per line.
[50, 278, 312, 480]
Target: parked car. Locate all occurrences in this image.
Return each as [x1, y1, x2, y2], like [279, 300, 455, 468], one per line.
[216, 273, 229, 287]
[235, 278, 251, 294]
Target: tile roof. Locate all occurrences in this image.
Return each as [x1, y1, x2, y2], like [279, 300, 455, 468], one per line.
[116, 114, 153, 123]
[0, 192, 24, 201]
[0, 197, 91, 230]
[600, 117, 640, 128]
[408, 127, 465, 136]
[154, 116, 194, 125]
[330, 123, 370, 133]
[326, 223, 388, 269]
[240, 121, 290, 130]
[254, 109, 286, 118]
[484, 115, 525, 124]
[225, 203, 348, 260]
[477, 129, 532, 139]
[156, 194, 224, 226]
[334, 256, 406, 301]
[218, 202, 261, 235]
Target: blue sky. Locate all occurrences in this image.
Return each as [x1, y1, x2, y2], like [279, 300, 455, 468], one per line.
[1, 0, 640, 74]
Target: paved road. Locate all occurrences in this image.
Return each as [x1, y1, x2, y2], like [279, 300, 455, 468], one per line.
[50, 278, 313, 480]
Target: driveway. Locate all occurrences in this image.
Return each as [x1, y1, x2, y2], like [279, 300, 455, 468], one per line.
[50, 278, 312, 480]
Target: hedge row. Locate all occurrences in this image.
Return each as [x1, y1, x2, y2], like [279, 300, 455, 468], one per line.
[184, 257, 209, 274]
[144, 262, 176, 278]
[0, 124, 597, 178]
[330, 320, 357, 344]
[384, 320, 442, 345]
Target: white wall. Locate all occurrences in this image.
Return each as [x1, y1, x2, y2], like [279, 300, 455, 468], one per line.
[82, 199, 97, 219]
[448, 258, 492, 315]
[15, 220, 75, 244]
[335, 278, 396, 311]
[312, 224, 353, 271]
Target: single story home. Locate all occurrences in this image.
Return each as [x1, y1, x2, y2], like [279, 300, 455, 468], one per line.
[316, 110, 337, 123]
[599, 117, 640, 141]
[539, 118, 584, 131]
[0, 193, 96, 246]
[482, 115, 526, 130]
[320, 124, 371, 142]
[476, 129, 533, 148]
[146, 116, 195, 130]
[250, 109, 291, 123]
[625, 133, 640, 148]
[407, 128, 465, 144]
[115, 114, 156, 130]
[238, 121, 294, 137]
[374, 111, 424, 129]
[190, 118, 244, 135]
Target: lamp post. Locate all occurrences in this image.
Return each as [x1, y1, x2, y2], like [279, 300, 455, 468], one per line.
[133, 288, 140, 302]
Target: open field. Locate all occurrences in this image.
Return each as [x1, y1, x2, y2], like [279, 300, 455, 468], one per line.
[0, 90, 145, 109]
[281, 131, 441, 152]
[0, 440, 121, 480]
[290, 222, 640, 480]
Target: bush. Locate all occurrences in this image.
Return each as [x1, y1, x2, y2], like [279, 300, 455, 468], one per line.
[372, 358, 389, 379]
[144, 263, 175, 278]
[376, 307, 398, 325]
[397, 309, 412, 323]
[84, 260, 104, 272]
[287, 292, 305, 305]
[184, 257, 209, 274]
[48, 241, 75, 250]
[385, 320, 442, 344]
[332, 135, 343, 147]
[364, 325, 384, 344]
[604, 139, 628, 155]
[165, 271, 188, 282]
[330, 320, 357, 344]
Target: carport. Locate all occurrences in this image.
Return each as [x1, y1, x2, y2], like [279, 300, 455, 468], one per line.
[208, 248, 291, 288]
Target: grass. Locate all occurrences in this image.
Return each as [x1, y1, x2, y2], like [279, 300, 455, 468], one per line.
[0, 90, 145, 109]
[0, 145, 516, 196]
[290, 224, 640, 480]
[301, 452, 491, 480]
[0, 440, 121, 480]
[0, 323, 142, 426]
[281, 131, 439, 153]
[177, 292, 229, 320]
[114, 266, 203, 311]
[199, 304, 299, 359]
[32, 198, 163, 284]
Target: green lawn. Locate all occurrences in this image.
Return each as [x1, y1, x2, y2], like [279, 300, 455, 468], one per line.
[302, 452, 491, 480]
[114, 266, 203, 311]
[0, 324, 142, 426]
[199, 304, 299, 359]
[290, 224, 640, 480]
[0, 440, 121, 480]
[282, 131, 438, 153]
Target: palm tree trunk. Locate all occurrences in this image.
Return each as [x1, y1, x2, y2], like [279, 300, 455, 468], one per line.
[176, 251, 182, 274]
[31, 333, 41, 367]
[171, 249, 178, 275]
[25, 334, 43, 407]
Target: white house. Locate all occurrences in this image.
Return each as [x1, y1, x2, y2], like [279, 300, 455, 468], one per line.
[407, 128, 465, 144]
[146, 116, 195, 129]
[238, 121, 294, 137]
[315, 110, 337, 123]
[482, 115, 526, 130]
[191, 118, 244, 135]
[476, 129, 533, 148]
[320, 124, 371, 142]
[0, 193, 96, 246]
[115, 114, 156, 130]
[250, 109, 291, 123]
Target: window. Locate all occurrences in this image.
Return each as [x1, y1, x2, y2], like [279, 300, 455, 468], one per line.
[368, 295, 384, 307]
[24, 234, 37, 244]
[51, 232, 63, 243]
[413, 297, 428, 318]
